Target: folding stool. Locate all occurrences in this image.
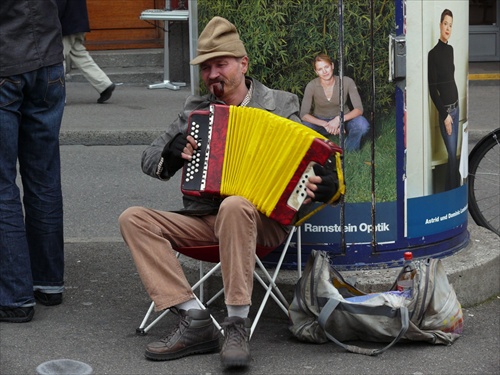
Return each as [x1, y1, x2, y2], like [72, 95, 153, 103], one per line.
[136, 226, 302, 339]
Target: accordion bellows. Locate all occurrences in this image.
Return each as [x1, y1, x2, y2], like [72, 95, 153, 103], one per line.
[182, 104, 342, 225]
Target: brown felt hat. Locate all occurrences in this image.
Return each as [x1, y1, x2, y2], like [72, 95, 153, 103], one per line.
[190, 16, 247, 65]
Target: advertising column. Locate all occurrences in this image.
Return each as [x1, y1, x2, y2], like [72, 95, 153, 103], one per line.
[287, 0, 469, 270]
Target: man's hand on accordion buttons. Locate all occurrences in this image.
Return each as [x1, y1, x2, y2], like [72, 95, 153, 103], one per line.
[161, 133, 197, 175]
[304, 164, 339, 204]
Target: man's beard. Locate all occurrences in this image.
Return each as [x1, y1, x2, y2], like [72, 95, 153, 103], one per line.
[212, 81, 224, 97]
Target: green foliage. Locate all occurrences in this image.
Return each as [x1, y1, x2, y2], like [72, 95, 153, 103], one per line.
[327, 110, 396, 202]
[198, 0, 396, 115]
[197, 0, 398, 203]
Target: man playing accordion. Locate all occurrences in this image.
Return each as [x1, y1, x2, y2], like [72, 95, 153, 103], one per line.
[119, 16, 341, 369]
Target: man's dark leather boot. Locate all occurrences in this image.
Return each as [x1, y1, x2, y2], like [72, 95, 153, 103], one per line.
[220, 316, 252, 367]
[145, 308, 220, 361]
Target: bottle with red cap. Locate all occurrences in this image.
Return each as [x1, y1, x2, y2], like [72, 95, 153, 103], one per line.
[396, 251, 417, 293]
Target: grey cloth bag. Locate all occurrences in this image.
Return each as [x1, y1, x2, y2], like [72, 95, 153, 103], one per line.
[288, 250, 463, 356]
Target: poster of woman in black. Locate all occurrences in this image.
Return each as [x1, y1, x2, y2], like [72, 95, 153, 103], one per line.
[428, 8, 460, 191]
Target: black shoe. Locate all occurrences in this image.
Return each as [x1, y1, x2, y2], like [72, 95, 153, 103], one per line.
[34, 291, 62, 306]
[220, 316, 252, 368]
[0, 306, 34, 323]
[145, 308, 221, 361]
[97, 83, 115, 103]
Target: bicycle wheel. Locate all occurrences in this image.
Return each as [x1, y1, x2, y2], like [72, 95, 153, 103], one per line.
[468, 128, 500, 236]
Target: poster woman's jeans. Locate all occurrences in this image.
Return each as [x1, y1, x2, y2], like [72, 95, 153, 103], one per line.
[0, 63, 65, 307]
[439, 105, 460, 191]
[302, 115, 370, 151]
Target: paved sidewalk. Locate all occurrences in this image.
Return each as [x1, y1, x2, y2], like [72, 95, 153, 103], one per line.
[1, 78, 499, 375]
[1, 242, 498, 375]
[60, 78, 499, 145]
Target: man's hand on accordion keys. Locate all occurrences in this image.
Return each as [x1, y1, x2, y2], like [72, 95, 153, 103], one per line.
[304, 164, 340, 204]
[161, 133, 198, 176]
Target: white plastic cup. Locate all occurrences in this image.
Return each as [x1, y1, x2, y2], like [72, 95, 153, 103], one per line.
[36, 359, 93, 375]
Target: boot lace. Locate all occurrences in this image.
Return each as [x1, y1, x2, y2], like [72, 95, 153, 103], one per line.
[159, 308, 189, 344]
[220, 320, 247, 347]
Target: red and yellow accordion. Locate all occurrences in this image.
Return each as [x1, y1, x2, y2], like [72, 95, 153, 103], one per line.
[181, 104, 344, 225]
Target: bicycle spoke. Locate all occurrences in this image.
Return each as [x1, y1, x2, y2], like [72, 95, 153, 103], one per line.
[468, 128, 500, 236]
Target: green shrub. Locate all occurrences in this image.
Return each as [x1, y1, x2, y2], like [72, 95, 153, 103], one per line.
[198, 0, 396, 115]
[198, 0, 398, 203]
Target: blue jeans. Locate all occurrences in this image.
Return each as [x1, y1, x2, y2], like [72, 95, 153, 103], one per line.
[438, 105, 460, 191]
[0, 64, 65, 307]
[303, 115, 370, 151]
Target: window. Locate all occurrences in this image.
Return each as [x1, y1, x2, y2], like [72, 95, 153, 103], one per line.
[470, 0, 498, 26]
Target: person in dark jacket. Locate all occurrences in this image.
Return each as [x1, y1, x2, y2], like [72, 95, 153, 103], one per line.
[0, 0, 66, 323]
[56, 0, 115, 103]
[428, 8, 460, 191]
[119, 16, 340, 369]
